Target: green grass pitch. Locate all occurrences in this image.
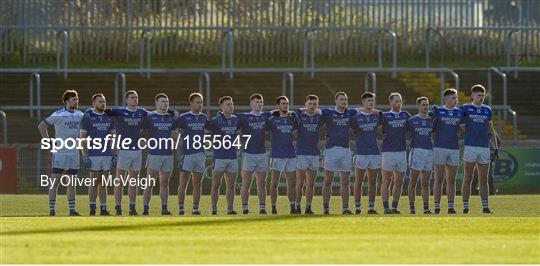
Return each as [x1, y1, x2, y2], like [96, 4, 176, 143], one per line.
[1, 194, 539, 263]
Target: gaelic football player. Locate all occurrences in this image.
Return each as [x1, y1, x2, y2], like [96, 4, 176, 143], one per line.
[141, 93, 176, 215]
[430, 88, 464, 214]
[267, 96, 298, 214]
[460, 85, 498, 214]
[175, 92, 210, 215]
[294, 95, 324, 215]
[37, 90, 83, 216]
[406, 97, 434, 214]
[79, 93, 115, 216]
[350, 92, 382, 215]
[237, 94, 271, 215]
[208, 96, 242, 215]
[380, 93, 411, 214]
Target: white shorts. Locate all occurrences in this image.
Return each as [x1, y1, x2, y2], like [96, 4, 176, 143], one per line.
[89, 156, 112, 172]
[242, 153, 268, 172]
[433, 147, 460, 167]
[270, 157, 297, 172]
[146, 154, 174, 172]
[117, 150, 142, 172]
[354, 154, 381, 170]
[297, 155, 320, 171]
[179, 152, 206, 173]
[381, 151, 407, 173]
[213, 159, 238, 173]
[52, 153, 79, 171]
[463, 145, 490, 164]
[408, 148, 433, 171]
[324, 146, 352, 172]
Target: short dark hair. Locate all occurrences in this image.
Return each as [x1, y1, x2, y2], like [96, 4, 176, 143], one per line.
[335, 92, 347, 100]
[471, 84, 486, 94]
[416, 96, 429, 104]
[361, 92, 375, 100]
[155, 93, 168, 102]
[189, 92, 203, 102]
[250, 94, 263, 101]
[389, 92, 402, 101]
[219, 96, 233, 105]
[91, 93, 105, 102]
[443, 88, 458, 96]
[276, 96, 289, 104]
[306, 94, 319, 102]
[62, 90, 78, 104]
[124, 90, 137, 99]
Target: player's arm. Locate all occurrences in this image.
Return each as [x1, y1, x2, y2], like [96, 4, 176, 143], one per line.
[488, 121, 498, 149]
[79, 130, 89, 157]
[37, 121, 50, 138]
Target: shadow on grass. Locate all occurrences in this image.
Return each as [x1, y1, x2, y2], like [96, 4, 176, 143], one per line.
[2, 214, 341, 236]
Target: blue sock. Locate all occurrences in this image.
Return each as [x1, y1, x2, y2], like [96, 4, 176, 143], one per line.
[49, 199, 56, 211]
[481, 199, 489, 209]
[383, 201, 389, 211]
[306, 203, 311, 210]
[342, 204, 349, 211]
[242, 203, 249, 211]
[115, 204, 121, 210]
[259, 203, 265, 211]
[391, 201, 398, 209]
[368, 201, 375, 210]
[143, 204, 149, 212]
[178, 202, 184, 211]
[434, 202, 441, 209]
[193, 204, 199, 212]
[323, 203, 329, 211]
[68, 199, 76, 211]
[409, 202, 415, 212]
[228, 205, 234, 212]
[463, 201, 469, 210]
[448, 201, 455, 210]
[423, 201, 429, 212]
[100, 203, 107, 211]
[129, 203, 136, 211]
[90, 202, 97, 211]
[162, 204, 168, 212]
[355, 201, 361, 211]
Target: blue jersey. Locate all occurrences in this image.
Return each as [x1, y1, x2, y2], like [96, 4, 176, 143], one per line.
[142, 111, 175, 156]
[237, 111, 271, 154]
[321, 108, 358, 149]
[80, 111, 115, 156]
[381, 111, 411, 152]
[174, 111, 210, 155]
[295, 111, 324, 156]
[407, 114, 434, 150]
[207, 114, 241, 159]
[111, 107, 147, 150]
[431, 105, 465, 150]
[460, 103, 493, 148]
[350, 111, 381, 155]
[266, 113, 297, 158]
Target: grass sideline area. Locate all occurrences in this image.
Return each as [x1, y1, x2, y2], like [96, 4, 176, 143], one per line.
[1, 194, 539, 263]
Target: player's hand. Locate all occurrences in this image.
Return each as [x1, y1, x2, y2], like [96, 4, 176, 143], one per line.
[271, 110, 280, 116]
[216, 111, 223, 117]
[83, 108, 92, 119]
[110, 155, 118, 168]
[493, 148, 499, 161]
[82, 156, 92, 169]
[166, 109, 176, 117]
[104, 108, 113, 116]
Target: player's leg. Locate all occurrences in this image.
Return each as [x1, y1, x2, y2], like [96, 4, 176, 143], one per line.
[433, 164, 445, 214]
[304, 168, 316, 214]
[65, 170, 78, 216]
[322, 170, 334, 214]
[445, 165, 458, 214]
[98, 170, 110, 215]
[88, 170, 100, 215]
[269, 169, 281, 214]
[191, 171, 203, 215]
[114, 167, 126, 215]
[338, 171, 351, 214]
[240, 170, 253, 214]
[461, 161, 475, 213]
[142, 168, 158, 215]
[295, 168, 306, 213]
[391, 170, 404, 214]
[366, 168, 379, 214]
[354, 168, 366, 214]
[254, 171, 267, 214]
[48, 172, 62, 215]
[223, 171, 236, 214]
[420, 170, 432, 214]
[380, 170, 392, 214]
[211, 170, 224, 215]
[476, 162, 492, 213]
[158, 170, 172, 215]
[177, 170, 190, 215]
[407, 169, 420, 214]
[127, 169, 140, 215]
[284, 170, 297, 214]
